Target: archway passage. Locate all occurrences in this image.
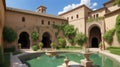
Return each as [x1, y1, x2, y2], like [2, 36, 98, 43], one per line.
[42, 32, 51, 48]
[18, 32, 30, 49]
[89, 26, 101, 48]
[92, 37, 99, 48]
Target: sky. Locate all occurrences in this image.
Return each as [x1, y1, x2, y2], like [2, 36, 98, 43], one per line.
[6, 0, 109, 15]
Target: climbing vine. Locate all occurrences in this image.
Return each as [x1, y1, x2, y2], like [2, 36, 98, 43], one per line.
[103, 28, 115, 44]
[31, 32, 39, 41]
[116, 14, 120, 42]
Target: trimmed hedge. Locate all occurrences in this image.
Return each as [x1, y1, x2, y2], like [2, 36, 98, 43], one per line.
[4, 46, 16, 52]
[107, 47, 120, 55]
[103, 28, 115, 44]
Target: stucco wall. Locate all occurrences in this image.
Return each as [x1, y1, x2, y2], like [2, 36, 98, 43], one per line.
[105, 14, 120, 47]
[5, 9, 67, 48]
[60, 6, 89, 34]
[0, 0, 5, 46]
[105, 2, 120, 13]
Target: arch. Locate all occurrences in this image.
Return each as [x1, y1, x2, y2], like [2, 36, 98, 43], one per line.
[42, 32, 51, 48]
[18, 32, 30, 49]
[89, 26, 101, 48]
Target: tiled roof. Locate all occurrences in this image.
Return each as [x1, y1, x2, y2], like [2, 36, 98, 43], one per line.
[6, 7, 67, 20]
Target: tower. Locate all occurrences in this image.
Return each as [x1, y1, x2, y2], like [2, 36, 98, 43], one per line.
[36, 5, 47, 13]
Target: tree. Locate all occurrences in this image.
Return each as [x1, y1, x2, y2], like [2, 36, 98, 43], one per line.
[63, 25, 76, 38]
[74, 33, 87, 46]
[58, 38, 66, 48]
[113, 0, 120, 5]
[31, 32, 39, 41]
[116, 14, 120, 42]
[63, 25, 76, 44]
[3, 26, 17, 43]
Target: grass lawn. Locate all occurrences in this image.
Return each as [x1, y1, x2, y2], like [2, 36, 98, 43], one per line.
[58, 46, 82, 50]
[107, 47, 120, 55]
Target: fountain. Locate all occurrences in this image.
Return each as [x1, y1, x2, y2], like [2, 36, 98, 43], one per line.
[64, 57, 70, 67]
[45, 50, 57, 56]
[80, 47, 93, 67]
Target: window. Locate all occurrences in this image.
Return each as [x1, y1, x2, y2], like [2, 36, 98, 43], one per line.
[94, 15, 95, 18]
[71, 16, 73, 19]
[41, 20, 44, 25]
[53, 21, 55, 24]
[76, 14, 79, 18]
[67, 17, 69, 20]
[96, 14, 99, 18]
[48, 21, 50, 25]
[22, 17, 25, 22]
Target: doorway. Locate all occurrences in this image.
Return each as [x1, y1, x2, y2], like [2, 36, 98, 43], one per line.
[18, 32, 30, 49]
[42, 32, 51, 48]
[89, 26, 101, 48]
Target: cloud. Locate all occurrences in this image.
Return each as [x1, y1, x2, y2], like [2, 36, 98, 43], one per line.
[90, 2, 98, 9]
[58, 0, 98, 15]
[93, 8, 97, 11]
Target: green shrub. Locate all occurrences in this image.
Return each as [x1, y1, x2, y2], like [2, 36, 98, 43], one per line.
[74, 33, 87, 46]
[103, 28, 115, 44]
[31, 32, 39, 41]
[32, 45, 39, 51]
[3, 26, 17, 43]
[58, 38, 66, 48]
[116, 14, 120, 42]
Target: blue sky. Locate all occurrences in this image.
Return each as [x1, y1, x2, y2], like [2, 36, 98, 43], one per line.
[6, 0, 109, 15]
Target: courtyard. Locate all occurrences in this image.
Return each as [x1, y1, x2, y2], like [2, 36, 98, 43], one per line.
[1, 0, 120, 67]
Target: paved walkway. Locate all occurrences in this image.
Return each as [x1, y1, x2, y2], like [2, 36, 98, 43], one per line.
[99, 50, 120, 63]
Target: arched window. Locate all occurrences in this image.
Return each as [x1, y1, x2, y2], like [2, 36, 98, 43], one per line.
[71, 16, 73, 19]
[22, 17, 25, 22]
[96, 14, 99, 18]
[76, 14, 79, 18]
[67, 17, 69, 20]
[41, 20, 44, 25]
[48, 21, 50, 25]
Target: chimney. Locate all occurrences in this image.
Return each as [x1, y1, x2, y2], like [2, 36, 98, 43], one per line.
[36, 5, 47, 13]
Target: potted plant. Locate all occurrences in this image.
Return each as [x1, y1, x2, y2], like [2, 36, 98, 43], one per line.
[38, 42, 43, 50]
[50, 42, 56, 50]
[18, 43, 21, 49]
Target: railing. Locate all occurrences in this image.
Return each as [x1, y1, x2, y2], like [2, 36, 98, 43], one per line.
[86, 17, 104, 23]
